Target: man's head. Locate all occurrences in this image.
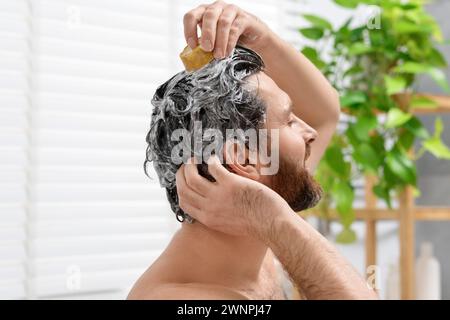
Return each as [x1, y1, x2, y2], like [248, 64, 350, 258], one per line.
[145, 46, 322, 222]
[243, 72, 322, 213]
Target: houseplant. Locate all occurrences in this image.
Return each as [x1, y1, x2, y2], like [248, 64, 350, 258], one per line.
[300, 0, 450, 242]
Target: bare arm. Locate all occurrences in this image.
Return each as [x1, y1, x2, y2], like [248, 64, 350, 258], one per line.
[176, 157, 378, 300]
[265, 205, 378, 300]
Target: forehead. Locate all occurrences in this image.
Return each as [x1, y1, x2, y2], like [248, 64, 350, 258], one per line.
[245, 72, 292, 124]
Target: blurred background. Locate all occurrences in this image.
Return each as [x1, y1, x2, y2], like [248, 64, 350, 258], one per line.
[0, 0, 448, 300]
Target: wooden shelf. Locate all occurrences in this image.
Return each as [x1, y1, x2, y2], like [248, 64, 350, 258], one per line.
[303, 207, 450, 221]
[302, 203, 450, 300]
[415, 207, 450, 220]
[413, 94, 450, 114]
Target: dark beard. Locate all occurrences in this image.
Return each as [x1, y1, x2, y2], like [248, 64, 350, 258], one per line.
[270, 155, 323, 212]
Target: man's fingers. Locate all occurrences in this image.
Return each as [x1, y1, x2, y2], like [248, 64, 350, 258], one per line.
[207, 155, 229, 182]
[184, 160, 213, 196]
[178, 200, 203, 220]
[176, 165, 206, 212]
[214, 5, 238, 58]
[200, 4, 223, 52]
[183, 5, 206, 49]
[225, 15, 247, 56]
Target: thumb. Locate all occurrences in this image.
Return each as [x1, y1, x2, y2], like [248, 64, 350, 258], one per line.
[207, 155, 229, 182]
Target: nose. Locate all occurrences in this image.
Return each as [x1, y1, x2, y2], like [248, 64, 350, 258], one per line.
[303, 124, 318, 145]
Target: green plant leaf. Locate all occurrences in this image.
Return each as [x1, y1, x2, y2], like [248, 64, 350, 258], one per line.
[423, 138, 450, 160]
[404, 116, 430, 139]
[353, 143, 380, 172]
[340, 91, 367, 107]
[383, 161, 402, 186]
[410, 96, 438, 110]
[386, 148, 417, 185]
[301, 46, 326, 69]
[427, 68, 450, 93]
[349, 26, 365, 42]
[373, 183, 392, 209]
[301, 46, 318, 60]
[422, 117, 450, 159]
[348, 42, 372, 55]
[427, 48, 447, 67]
[333, 0, 359, 8]
[325, 145, 349, 177]
[384, 76, 407, 95]
[398, 130, 415, 151]
[299, 27, 324, 40]
[393, 62, 430, 74]
[332, 180, 355, 226]
[345, 126, 360, 147]
[336, 227, 357, 244]
[385, 108, 412, 128]
[302, 14, 333, 30]
[343, 66, 364, 77]
[352, 115, 378, 141]
[434, 117, 444, 138]
[370, 133, 385, 153]
[394, 20, 432, 34]
[399, 3, 419, 10]
[431, 21, 444, 43]
[412, 185, 421, 197]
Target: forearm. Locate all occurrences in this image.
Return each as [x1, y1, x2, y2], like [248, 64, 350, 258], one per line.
[254, 31, 340, 127]
[264, 208, 378, 300]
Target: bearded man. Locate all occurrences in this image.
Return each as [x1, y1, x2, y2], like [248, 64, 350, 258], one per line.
[128, 1, 378, 300]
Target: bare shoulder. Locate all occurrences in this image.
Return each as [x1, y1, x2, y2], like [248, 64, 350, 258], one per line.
[127, 282, 250, 300]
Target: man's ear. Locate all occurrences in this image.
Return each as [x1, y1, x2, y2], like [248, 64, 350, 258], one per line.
[223, 140, 260, 181]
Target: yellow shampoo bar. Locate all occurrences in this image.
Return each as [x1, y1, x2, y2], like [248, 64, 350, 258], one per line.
[179, 45, 215, 72]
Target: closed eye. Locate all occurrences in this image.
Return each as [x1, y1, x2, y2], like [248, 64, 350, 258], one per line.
[288, 114, 298, 126]
[287, 114, 295, 125]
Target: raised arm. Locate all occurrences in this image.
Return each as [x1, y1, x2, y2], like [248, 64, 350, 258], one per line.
[183, 0, 340, 171]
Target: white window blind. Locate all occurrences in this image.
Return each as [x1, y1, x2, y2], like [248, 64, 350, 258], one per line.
[0, 0, 335, 300]
[0, 0, 30, 299]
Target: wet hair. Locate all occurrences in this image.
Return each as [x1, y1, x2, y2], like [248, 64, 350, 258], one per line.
[144, 45, 266, 223]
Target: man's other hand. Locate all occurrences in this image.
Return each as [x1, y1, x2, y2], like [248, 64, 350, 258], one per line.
[175, 156, 291, 240]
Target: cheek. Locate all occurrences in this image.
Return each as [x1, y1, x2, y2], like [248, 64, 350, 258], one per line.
[279, 127, 305, 160]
